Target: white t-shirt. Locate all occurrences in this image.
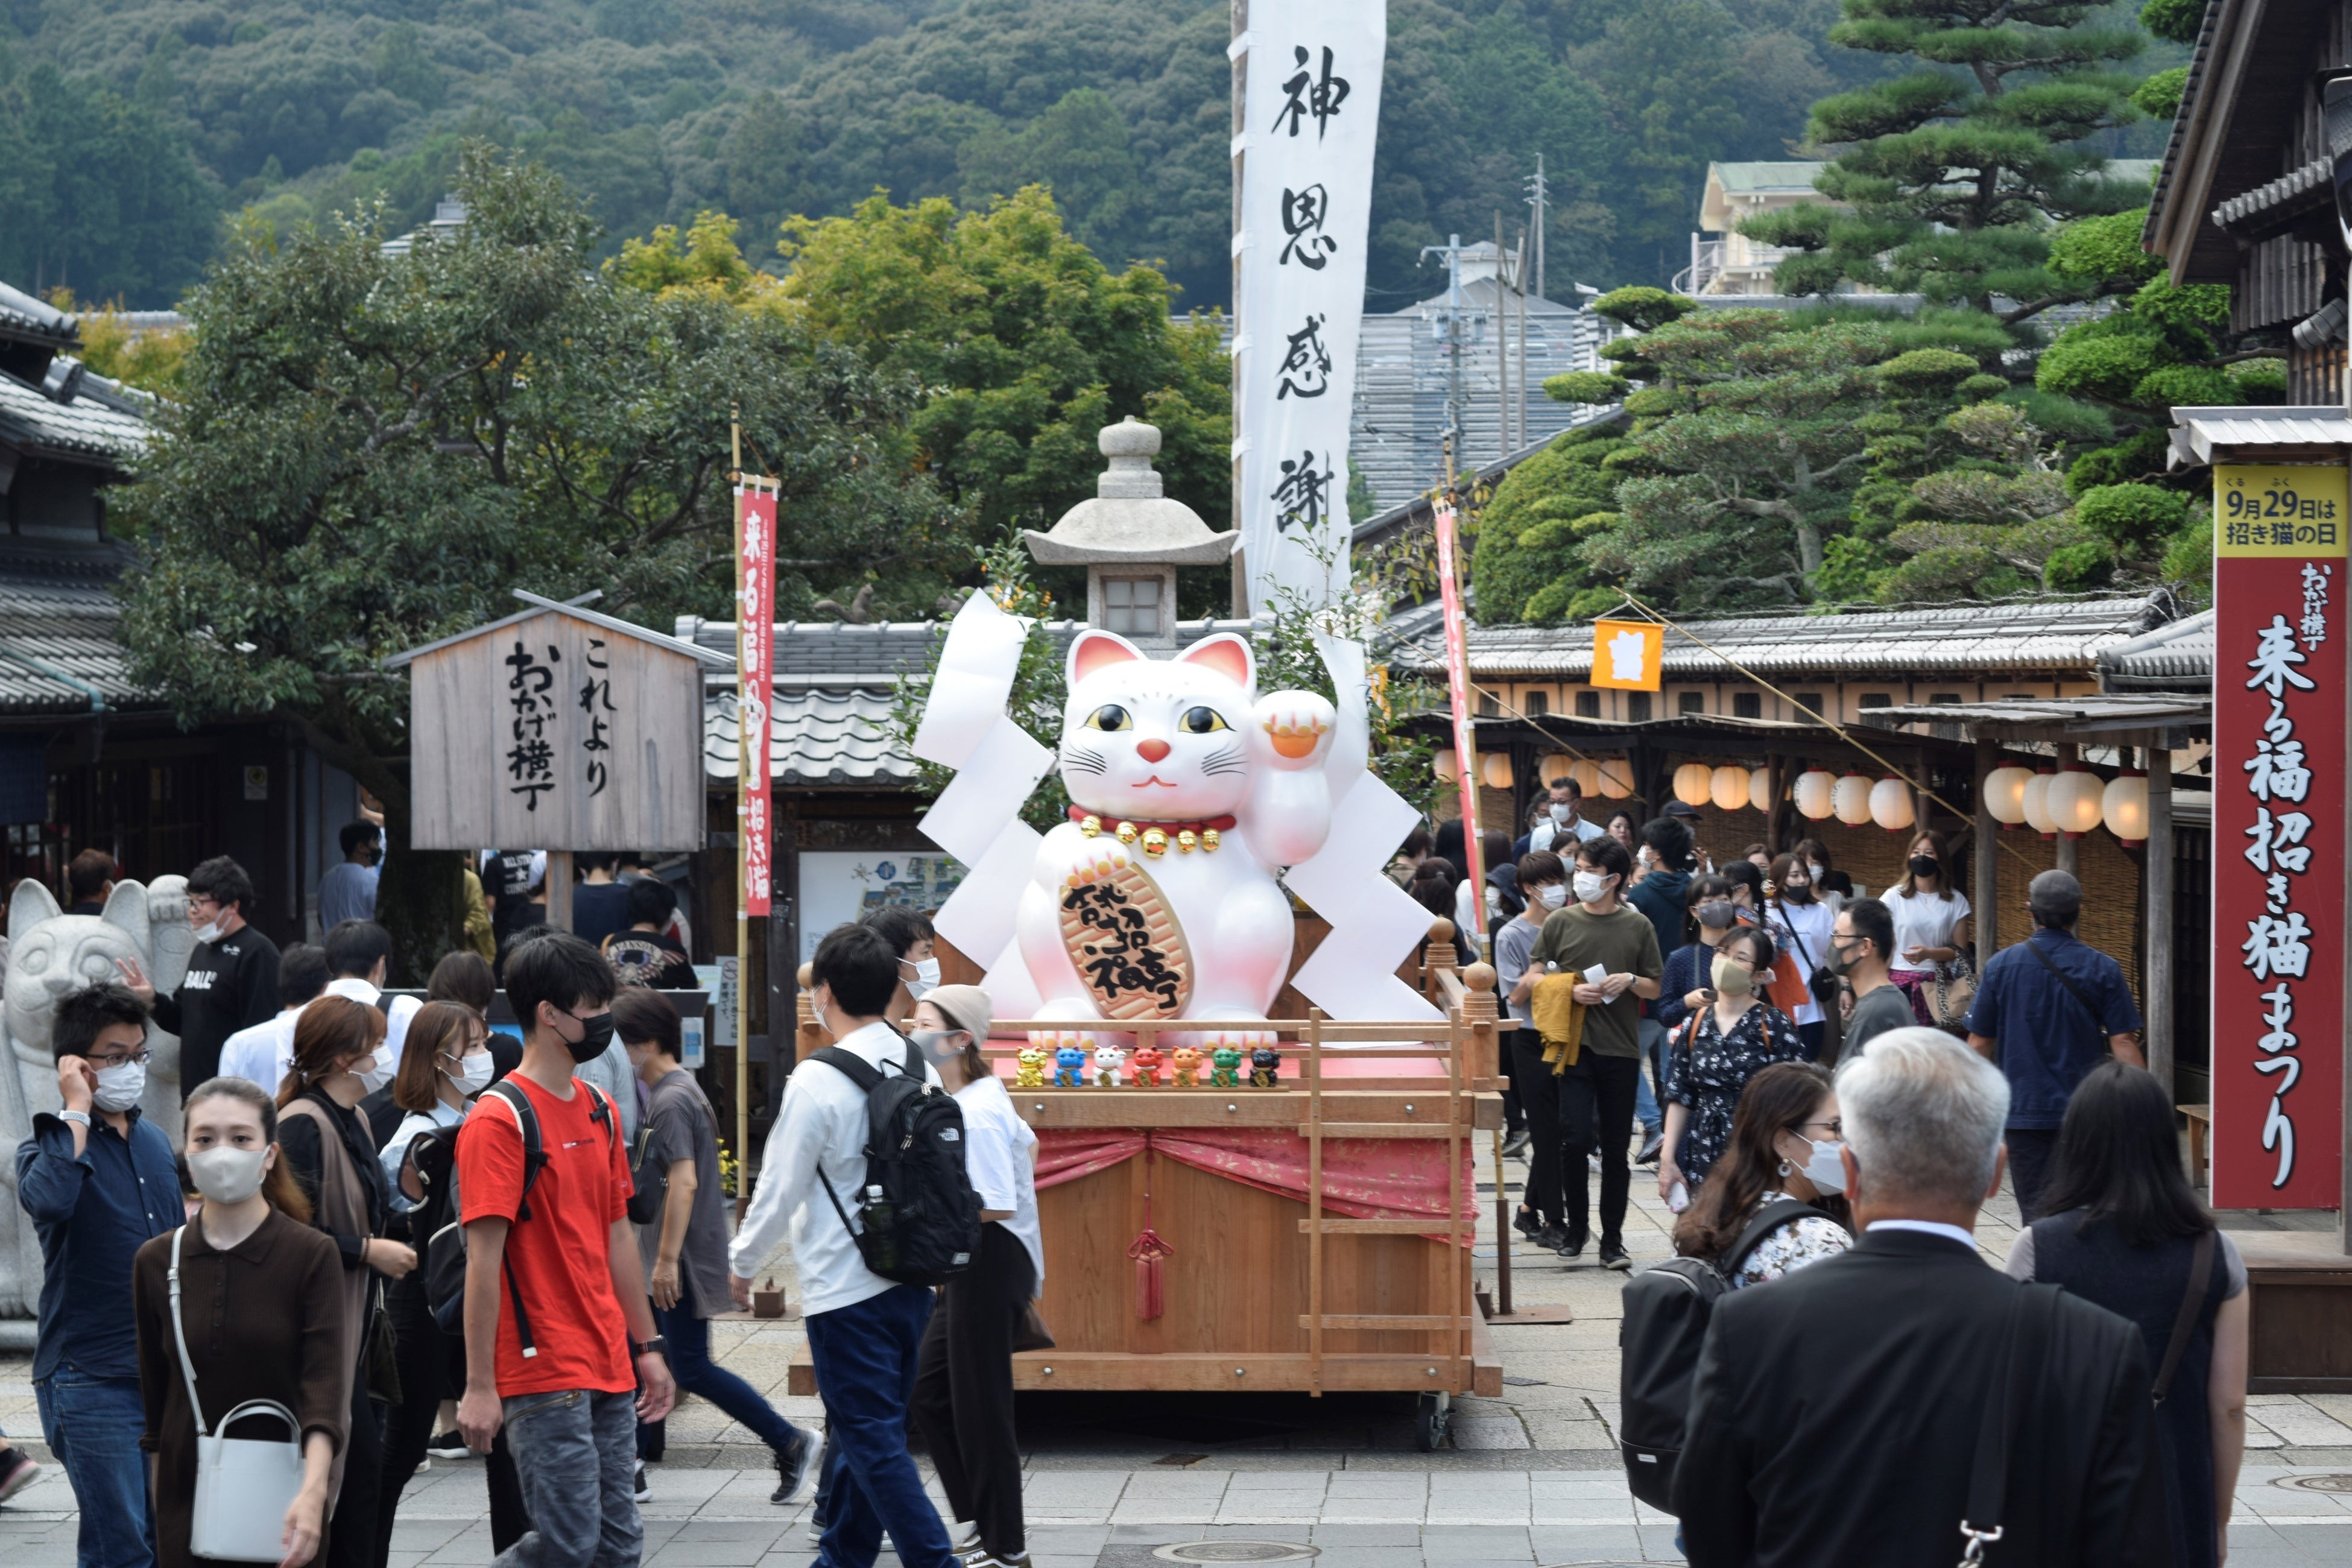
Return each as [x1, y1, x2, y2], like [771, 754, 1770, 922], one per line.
[1530, 814, 1606, 853]
[218, 1008, 300, 1093]
[1888, 888, 1972, 976]
[953, 1073, 1043, 1291]
[729, 1020, 944, 1317]
[1768, 899, 1837, 1026]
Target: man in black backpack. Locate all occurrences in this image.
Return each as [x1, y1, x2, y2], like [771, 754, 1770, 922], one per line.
[729, 924, 956, 1568]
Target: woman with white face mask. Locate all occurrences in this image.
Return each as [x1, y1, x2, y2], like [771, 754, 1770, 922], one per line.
[134, 1076, 348, 1568]
[1668, 1063, 1851, 1288]
[275, 997, 413, 1568]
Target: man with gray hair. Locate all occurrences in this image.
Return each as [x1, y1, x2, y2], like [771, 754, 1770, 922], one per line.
[1675, 1028, 2167, 1566]
[1964, 868, 2143, 1220]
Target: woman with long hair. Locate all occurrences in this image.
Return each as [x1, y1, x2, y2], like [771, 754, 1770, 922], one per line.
[1657, 926, 1804, 1202]
[277, 996, 410, 1568]
[1604, 809, 1638, 852]
[1763, 852, 1836, 1060]
[1887, 829, 1972, 979]
[134, 1076, 346, 1568]
[2005, 1063, 2248, 1568]
[1671, 1061, 1851, 1286]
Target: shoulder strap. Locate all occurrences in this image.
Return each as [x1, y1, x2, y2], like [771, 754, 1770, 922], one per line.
[166, 1227, 209, 1437]
[2153, 1230, 2218, 1404]
[2020, 932, 2101, 1029]
[580, 1081, 616, 1147]
[811, 1046, 885, 1094]
[481, 1080, 545, 1215]
[1775, 902, 1819, 973]
[1722, 1198, 1826, 1274]
[1959, 1282, 2060, 1565]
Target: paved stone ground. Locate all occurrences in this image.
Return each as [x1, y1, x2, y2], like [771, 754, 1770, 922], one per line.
[4, 1139, 2350, 1566]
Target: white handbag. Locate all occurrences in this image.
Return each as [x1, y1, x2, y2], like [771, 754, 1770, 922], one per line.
[168, 1226, 309, 1563]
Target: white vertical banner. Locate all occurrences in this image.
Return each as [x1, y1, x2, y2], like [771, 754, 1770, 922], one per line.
[1235, 2, 1385, 613]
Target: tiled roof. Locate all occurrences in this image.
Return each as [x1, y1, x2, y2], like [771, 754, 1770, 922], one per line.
[0, 548, 151, 713]
[2169, 404, 2352, 465]
[2098, 608, 2214, 691]
[1710, 162, 1827, 193]
[703, 686, 915, 786]
[677, 615, 1266, 684]
[0, 282, 77, 347]
[2211, 155, 2330, 232]
[0, 361, 152, 465]
[1386, 594, 2171, 680]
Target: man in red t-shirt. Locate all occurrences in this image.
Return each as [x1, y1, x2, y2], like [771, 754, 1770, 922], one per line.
[455, 932, 675, 1568]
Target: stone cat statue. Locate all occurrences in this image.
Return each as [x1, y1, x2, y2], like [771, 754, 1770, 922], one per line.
[1014, 628, 1350, 1053]
[0, 876, 194, 1332]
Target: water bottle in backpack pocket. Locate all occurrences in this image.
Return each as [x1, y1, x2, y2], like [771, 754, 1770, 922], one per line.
[809, 1035, 982, 1287]
[1616, 1198, 1829, 1511]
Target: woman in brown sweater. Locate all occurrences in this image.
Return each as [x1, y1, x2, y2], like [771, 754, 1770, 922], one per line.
[135, 1076, 349, 1568]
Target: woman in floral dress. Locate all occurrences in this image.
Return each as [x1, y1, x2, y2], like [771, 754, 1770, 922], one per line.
[1658, 925, 1806, 1197]
[1671, 1061, 1853, 1287]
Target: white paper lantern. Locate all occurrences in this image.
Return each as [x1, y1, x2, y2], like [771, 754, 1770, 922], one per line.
[2021, 769, 2056, 837]
[1710, 765, 1751, 812]
[2047, 766, 2105, 838]
[1983, 763, 2033, 827]
[1750, 769, 1772, 812]
[1868, 776, 1915, 832]
[1434, 748, 1459, 783]
[1673, 762, 1714, 808]
[1539, 753, 1575, 786]
[1482, 751, 1515, 791]
[1596, 758, 1634, 798]
[2102, 770, 2150, 845]
[1831, 774, 1873, 826]
[1792, 769, 1837, 820]
[1570, 758, 1603, 797]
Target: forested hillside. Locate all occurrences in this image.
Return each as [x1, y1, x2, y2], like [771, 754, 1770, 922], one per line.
[4, 0, 1936, 308]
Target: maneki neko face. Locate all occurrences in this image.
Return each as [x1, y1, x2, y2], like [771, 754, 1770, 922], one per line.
[1171, 1045, 1203, 1072]
[1058, 630, 1256, 825]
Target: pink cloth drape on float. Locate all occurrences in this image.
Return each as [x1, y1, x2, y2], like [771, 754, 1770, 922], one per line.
[1032, 1127, 1477, 1245]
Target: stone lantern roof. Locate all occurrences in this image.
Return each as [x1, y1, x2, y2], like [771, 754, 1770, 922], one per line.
[1022, 417, 1238, 566]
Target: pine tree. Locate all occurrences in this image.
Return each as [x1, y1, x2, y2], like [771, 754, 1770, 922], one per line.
[1745, 0, 2150, 323]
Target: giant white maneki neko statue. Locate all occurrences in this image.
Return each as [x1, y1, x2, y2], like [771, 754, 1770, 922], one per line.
[0, 876, 196, 1334]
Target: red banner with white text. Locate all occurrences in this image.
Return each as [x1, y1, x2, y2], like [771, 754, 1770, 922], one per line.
[1434, 504, 1484, 900]
[2212, 463, 2345, 1210]
[737, 485, 776, 916]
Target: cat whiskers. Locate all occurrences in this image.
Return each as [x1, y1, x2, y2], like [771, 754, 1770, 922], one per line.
[1199, 745, 1247, 778]
[1062, 745, 1108, 776]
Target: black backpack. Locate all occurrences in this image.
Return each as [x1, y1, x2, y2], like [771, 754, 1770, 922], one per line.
[809, 1035, 982, 1288]
[1617, 1197, 1832, 1510]
[422, 1080, 616, 1353]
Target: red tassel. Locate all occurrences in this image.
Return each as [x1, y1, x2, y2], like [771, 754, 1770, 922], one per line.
[1128, 1135, 1174, 1321]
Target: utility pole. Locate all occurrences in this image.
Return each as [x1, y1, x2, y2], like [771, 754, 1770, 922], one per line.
[1421, 232, 1472, 494]
[1525, 154, 1548, 302]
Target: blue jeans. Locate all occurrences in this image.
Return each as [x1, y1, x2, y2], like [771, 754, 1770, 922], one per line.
[805, 1285, 953, 1568]
[650, 1279, 803, 1456]
[495, 1388, 641, 1568]
[36, 1367, 153, 1568]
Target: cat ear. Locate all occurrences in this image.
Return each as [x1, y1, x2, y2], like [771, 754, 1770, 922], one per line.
[1175, 633, 1253, 692]
[1067, 628, 1145, 686]
[101, 879, 152, 955]
[9, 877, 58, 938]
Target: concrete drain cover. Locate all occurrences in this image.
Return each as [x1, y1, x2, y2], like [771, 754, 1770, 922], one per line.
[1151, 1546, 1319, 1564]
[2275, 1473, 2352, 1493]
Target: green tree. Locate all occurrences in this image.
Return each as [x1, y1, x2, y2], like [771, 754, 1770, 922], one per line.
[118, 146, 960, 969]
[779, 185, 1231, 546]
[1745, 0, 2150, 321]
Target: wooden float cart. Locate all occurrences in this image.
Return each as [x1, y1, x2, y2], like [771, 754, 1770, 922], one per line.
[784, 949, 1508, 1450]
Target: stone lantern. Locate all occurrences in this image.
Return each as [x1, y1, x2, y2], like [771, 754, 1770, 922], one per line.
[1022, 416, 1236, 650]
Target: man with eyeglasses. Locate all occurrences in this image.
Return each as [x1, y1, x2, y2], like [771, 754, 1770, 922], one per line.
[15, 984, 181, 1568]
[115, 856, 280, 1097]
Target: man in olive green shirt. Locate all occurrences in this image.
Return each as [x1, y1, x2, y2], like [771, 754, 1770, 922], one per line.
[1529, 835, 1663, 1268]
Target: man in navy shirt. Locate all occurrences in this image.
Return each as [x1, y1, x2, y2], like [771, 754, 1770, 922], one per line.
[14, 984, 182, 1568]
[1965, 870, 2144, 1220]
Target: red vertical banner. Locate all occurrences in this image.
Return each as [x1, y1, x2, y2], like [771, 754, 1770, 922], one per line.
[737, 484, 777, 916]
[2212, 463, 2346, 1210]
[1433, 503, 1485, 903]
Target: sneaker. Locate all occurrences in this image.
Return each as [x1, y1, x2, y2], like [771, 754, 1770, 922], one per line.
[951, 1523, 982, 1555]
[963, 1554, 1032, 1568]
[633, 1461, 652, 1503]
[1501, 1128, 1531, 1159]
[806, 1526, 824, 1544]
[1588, 1152, 1603, 1174]
[1556, 1231, 1588, 1261]
[0, 1446, 41, 1505]
[1512, 1209, 1543, 1241]
[426, 1431, 470, 1461]
[771, 1429, 817, 1505]
[1634, 1133, 1664, 1168]
[1531, 1222, 1566, 1253]
[1600, 1244, 1632, 1271]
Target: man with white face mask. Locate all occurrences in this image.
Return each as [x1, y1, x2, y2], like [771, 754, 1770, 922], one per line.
[15, 983, 182, 1568]
[119, 855, 281, 1097]
[1528, 776, 1605, 853]
[861, 905, 940, 1026]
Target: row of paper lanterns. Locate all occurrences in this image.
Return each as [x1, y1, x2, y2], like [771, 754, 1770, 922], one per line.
[1438, 750, 2152, 846]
